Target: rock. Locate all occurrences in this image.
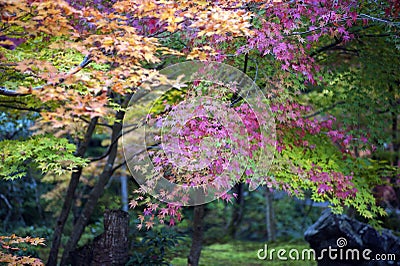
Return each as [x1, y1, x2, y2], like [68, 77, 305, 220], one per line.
[304, 209, 400, 265]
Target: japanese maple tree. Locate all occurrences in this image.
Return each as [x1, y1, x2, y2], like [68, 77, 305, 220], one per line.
[0, 0, 398, 265]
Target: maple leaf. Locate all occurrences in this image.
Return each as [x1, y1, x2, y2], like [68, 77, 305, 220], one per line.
[129, 199, 138, 208]
[145, 220, 154, 230]
[133, 165, 142, 172]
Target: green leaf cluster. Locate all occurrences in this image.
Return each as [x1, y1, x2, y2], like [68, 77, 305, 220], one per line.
[0, 135, 88, 180]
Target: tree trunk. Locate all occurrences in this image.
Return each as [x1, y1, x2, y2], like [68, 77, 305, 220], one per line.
[225, 55, 248, 239]
[226, 182, 244, 238]
[188, 205, 205, 266]
[60, 97, 130, 266]
[69, 210, 129, 266]
[265, 188, 276, 241]
[47, 117, 98, 266]
[93, 210, 129, 265]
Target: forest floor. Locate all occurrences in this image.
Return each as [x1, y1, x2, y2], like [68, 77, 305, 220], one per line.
[169, 240, 317, 266]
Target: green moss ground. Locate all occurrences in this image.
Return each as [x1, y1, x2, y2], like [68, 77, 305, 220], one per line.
[169, 240, 317, 266]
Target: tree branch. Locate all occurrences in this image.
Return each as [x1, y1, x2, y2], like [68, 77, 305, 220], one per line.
[310, 37, 342, 57]
[79, 116, 112, 128]
[111, 160, 127, 176]
[0, 54, 92, 97]
[359, 13, 400, 26]
[0, 103, 41, 112]
[304, 101, 345, 118]
[0, 194, 12, 209]
[88, 122, 141, 162]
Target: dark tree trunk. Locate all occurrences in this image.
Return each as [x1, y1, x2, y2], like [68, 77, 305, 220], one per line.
[188, 205, 205, 266]
[47, 117, 98, 266]
[225, 55, 248, 239]
[60, 96, 130, 266]
[227, 182, 244, 238]
[69, 210, 129, 266]
[92, 210, 129, 265]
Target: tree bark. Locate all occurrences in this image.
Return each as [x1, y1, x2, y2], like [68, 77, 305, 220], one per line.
[60, 96, 130, 266]
[188, 205, 205, 266]
[92, 210, 129, 265]
[47, 117, 98, 266]
[69, 210, 129, 266]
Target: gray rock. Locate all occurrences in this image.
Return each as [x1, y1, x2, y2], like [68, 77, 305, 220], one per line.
[304, 209, 400, 265]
